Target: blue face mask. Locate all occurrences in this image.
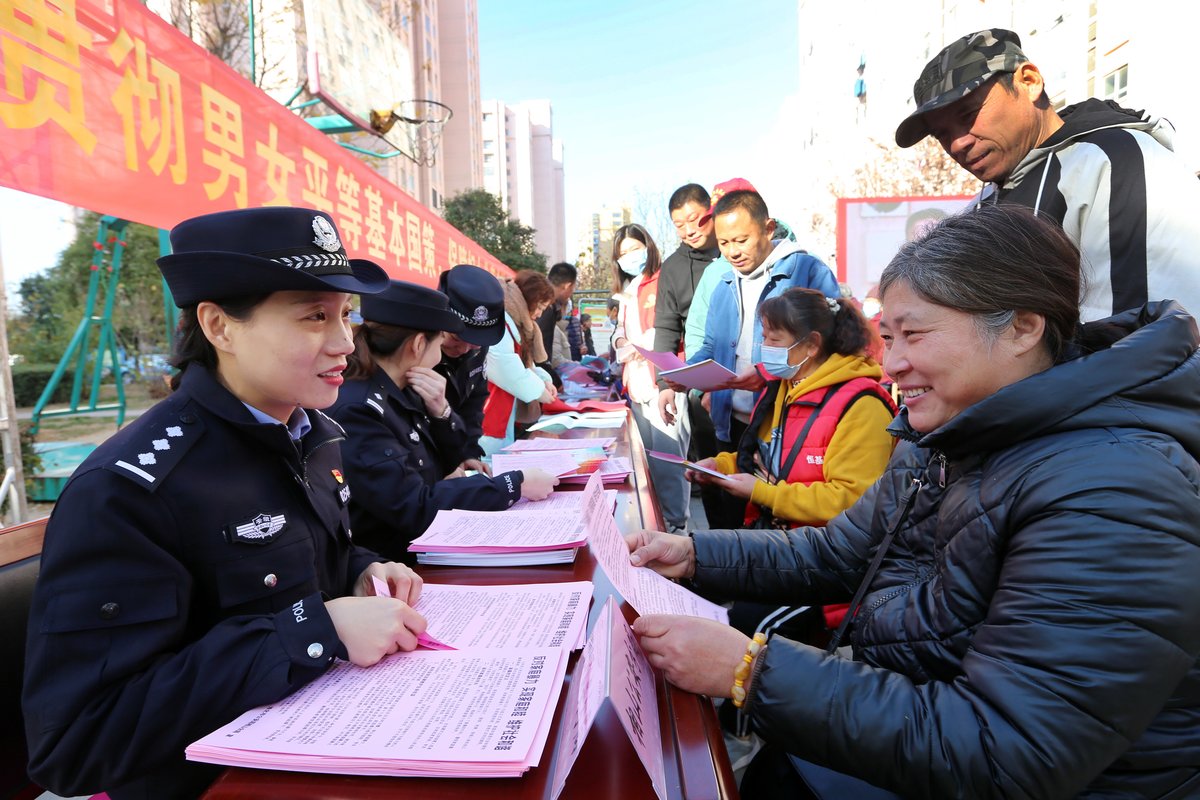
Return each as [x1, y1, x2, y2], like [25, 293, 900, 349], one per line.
[617, 249, 647, 277]
[760, 341, 807, 380]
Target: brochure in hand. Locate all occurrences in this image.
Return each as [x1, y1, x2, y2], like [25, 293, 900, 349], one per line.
[644, 450, 731, 481]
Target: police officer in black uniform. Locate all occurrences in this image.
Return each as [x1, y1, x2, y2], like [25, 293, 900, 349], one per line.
[331, 280, 558, 562]
[435, 264, 505, 475]
[22, 207, 428, 800]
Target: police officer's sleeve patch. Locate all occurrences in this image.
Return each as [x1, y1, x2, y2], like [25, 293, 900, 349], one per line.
[104, 414, 205, 491]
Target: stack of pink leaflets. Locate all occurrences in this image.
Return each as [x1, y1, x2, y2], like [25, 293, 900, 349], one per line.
[186, 580, 594, 777]
[492, 447, 631, 486]
[501, 436, 618, 453]
[408, 471, 608, 566]
[557, 455, 632, 485]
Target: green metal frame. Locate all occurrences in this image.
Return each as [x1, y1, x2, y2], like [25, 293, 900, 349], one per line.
[30, 216, 129, 433]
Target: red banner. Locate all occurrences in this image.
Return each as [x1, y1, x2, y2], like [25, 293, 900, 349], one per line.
[0, 0, 511, 286]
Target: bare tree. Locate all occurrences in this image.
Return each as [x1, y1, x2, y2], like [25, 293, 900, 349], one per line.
[806, 137, 980, 253]
[170, 0, 297, 89]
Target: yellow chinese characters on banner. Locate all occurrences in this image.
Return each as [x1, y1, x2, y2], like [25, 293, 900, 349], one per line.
[0, 0, 510, 286]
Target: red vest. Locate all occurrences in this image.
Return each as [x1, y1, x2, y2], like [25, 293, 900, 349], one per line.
[481, 322, 521, 438]
[762, 376, 896, 486]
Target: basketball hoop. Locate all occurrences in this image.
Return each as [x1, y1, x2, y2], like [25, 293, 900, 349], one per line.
[387, 99, 453, 167]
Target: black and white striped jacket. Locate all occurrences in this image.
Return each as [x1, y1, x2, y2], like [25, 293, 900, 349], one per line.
[981, 98, 1200, 322]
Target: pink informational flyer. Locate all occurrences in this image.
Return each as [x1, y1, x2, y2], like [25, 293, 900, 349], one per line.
[187, 647, 569, 777]
[630, 344, 686, 372]
[645, 449, 731, 481]
[583, 484, 729, 624]
[551, 597, 666, 800]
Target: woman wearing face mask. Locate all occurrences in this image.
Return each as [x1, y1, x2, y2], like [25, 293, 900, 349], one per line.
[331, 280, 559, 563]
[611, 223, 692, 532]
[689, 288, 896, 644]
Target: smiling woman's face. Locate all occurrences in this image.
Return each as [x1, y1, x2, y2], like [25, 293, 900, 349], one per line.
[879, 281, 1008, 434]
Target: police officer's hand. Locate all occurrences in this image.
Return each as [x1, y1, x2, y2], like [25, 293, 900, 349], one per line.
[657, 388, 678, 425]
[461, 458, 492, 476]
[325, 596, 427, 667]
[624, 528, 696, 579]
[406, 366, 449, 418]
[519, 468, 559, 501]
[356, 561, 423, 605]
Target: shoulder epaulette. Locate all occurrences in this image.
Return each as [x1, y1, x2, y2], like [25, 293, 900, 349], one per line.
[364, 389, 386, 418]
[102, 404, 205, 491]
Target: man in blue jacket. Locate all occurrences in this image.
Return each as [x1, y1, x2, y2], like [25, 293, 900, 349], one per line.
[676, 190, 838, 527]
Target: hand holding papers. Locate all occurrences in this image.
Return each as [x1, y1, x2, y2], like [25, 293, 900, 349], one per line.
[582, 473, 729, 624]
[645, 449, 731, 481]
[187, 580, 594, 777]
[632, 345, 737, 392]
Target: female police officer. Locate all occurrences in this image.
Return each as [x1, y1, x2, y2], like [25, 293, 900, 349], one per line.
[331, 280, 558, 561]
[22, 207, 428, 800]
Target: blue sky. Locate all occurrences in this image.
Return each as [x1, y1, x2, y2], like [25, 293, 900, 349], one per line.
[0, 1, 802, 300]
[477, 0, 801, 252]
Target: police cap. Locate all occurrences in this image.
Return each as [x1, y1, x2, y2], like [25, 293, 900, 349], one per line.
[158, 207, 390, 306]
[437, 264, 505, 346]
[360, 280, 465, 333]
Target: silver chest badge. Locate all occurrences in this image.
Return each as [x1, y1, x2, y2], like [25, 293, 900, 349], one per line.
[409, 430, 420, 442]
[233, 512, 287, 544]
[312, 216, 341, 252]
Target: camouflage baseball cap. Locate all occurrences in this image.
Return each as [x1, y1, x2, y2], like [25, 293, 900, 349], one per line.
[894, 29, 1028, 148]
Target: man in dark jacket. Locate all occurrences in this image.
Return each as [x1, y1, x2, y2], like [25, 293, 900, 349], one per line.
[536, 263, 578, 377]
[896, 27, 1200, 321]
[652, 183, 720, 361]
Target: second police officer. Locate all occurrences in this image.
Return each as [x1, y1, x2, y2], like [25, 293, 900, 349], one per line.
[331, 279, 558, 562]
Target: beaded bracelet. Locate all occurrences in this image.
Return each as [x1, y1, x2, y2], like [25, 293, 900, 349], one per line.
[731, 632, 767, 708]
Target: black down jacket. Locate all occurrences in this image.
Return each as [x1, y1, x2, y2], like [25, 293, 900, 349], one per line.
[692, 302, 1200, 798]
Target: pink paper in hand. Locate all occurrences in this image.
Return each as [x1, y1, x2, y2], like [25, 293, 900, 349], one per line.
[371, 575, 455, 650]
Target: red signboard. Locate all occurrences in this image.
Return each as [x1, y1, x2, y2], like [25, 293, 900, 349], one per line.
[0, 0, 511, 286]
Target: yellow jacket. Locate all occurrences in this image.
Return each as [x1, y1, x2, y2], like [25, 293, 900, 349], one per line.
[713, 353, 895, 526]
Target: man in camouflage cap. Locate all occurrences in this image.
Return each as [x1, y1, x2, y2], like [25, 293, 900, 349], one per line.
[895, 28, 1200, 324]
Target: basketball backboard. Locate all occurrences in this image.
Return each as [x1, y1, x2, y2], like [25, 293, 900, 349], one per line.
[302, 0, 416, 159]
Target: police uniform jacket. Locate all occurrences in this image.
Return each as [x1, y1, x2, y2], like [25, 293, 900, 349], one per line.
[22, 366, 381, 800]
[331, 367, 523, 562]
[435, 345, 489, 461]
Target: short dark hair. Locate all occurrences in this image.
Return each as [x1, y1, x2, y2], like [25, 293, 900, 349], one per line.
[547, 262, 577, 287]
[711, 190, 769, 227]
[879, 205, 1081, 362]
[759, 289, 876, 359]
[168, 294, 269, 390]
[668, 183, 710, 213]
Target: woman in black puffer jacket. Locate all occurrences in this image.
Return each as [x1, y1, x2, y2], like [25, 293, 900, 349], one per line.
[627, 205, 1200, 799]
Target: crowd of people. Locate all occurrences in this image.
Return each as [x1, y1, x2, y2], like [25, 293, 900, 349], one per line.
[19, 26, 1200, 800]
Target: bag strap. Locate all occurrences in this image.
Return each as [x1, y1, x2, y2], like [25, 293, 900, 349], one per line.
[776, 389, 836, 479]
[826, 477, 923, 653]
